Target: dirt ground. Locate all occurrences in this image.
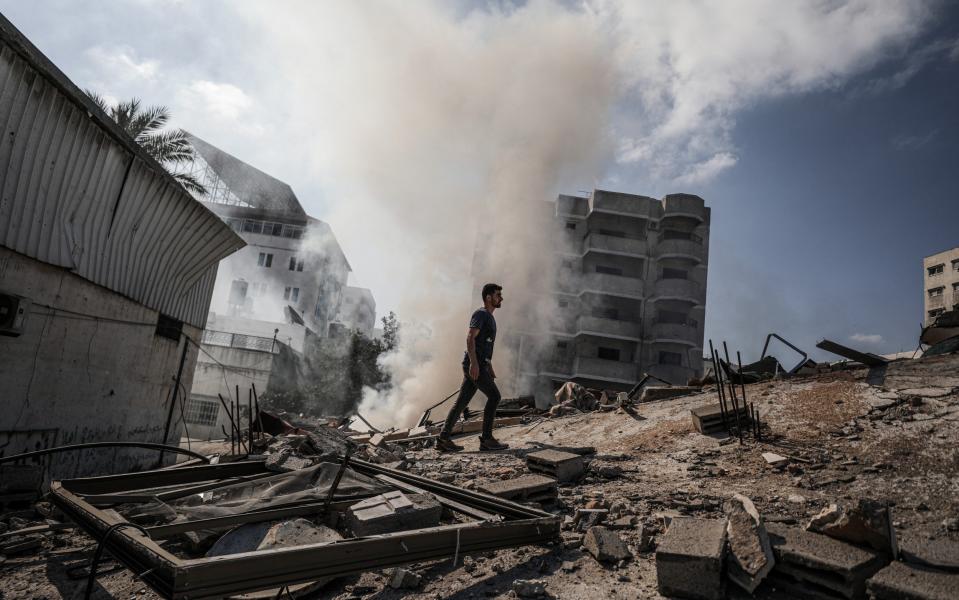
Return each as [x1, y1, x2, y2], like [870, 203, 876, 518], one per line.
[2, 353, 957, 599]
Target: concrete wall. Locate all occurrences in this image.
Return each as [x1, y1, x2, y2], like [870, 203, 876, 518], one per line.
[0, 247, 199, 479]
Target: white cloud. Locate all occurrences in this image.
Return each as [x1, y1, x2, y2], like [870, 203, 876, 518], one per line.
[674, 152, 738, 186]
[892, 128, 939, 151]
[84, 45, 159, 82]
[176, 80, 253, 121]
[850, 333, 884, 345]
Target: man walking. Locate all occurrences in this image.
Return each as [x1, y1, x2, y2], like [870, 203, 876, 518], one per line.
[437, 283, 509, 452]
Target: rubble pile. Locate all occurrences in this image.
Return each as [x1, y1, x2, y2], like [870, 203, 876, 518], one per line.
[2, 350, 958, 599]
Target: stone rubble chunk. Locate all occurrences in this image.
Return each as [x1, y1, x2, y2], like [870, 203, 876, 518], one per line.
[388, 567, 422, 589]
[264, 448, 313, 473]
[762, 452, 789, 468]
[512, 579, 548, 597]
[867, 560, 958, 600]
[656, 517, 727, 600]
[806, 499, 898, 556]
[898, 535, 959, 573]
[526, 449, 585, 482]
[346, 491, 442, 537]
[584, 526, 631, 563]
[725, 493, 775, 593]
[767, 522, 885, 599]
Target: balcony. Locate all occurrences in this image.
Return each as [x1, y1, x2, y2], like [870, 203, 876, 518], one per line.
[652, 278, 703, 301]
[580, 273, 644, 298]
[662, 193, 707, 221]
[576, 315, 641, 340]
[650, 322, 701, 346]
[654, 238, 706, 262]
[583, 233, 647, 258]
[573, 357, 640, 382]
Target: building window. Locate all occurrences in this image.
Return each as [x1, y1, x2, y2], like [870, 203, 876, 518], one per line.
[556, 341, 568, 350]
[928, 287, 944, 297]
[558, 299, 568, 308]
[929, 308, 945, 318]
[597, 307, 619, 320]
[257, 252, 273, 267]
[184, 397, 219, 426]
[661, 267, 687, 280]
[595, 265, 623, 276]
[659, 351, 683, 366]
[928, 264, 944, 276]
[657, 309, 687, 325]
[284, 287, 300, 302]
[597, 347, 620, 361]
[953, 259, 959, 271]
[565, 222, 576, 231]
[289, 256, 300, 271]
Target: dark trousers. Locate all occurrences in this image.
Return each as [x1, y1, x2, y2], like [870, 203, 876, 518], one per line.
[441, 364, 502, 440]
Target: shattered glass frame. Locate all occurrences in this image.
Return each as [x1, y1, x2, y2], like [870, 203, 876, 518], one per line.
[51, 458, 561, 599]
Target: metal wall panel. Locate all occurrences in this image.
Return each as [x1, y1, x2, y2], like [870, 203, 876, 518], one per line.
[0, 20, 244, 328]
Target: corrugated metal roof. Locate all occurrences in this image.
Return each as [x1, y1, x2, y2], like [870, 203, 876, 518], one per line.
[0, 15, 244, 328]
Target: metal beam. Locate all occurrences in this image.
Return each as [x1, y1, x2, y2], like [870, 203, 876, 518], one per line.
[816, 339, 888, 367]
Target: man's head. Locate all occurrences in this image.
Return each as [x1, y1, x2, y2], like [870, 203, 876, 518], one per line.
[481, 283, 503, 309]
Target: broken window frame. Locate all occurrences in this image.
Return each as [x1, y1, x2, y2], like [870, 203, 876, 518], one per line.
[51, 459, 560, 600]
[927, 264, 944, 276]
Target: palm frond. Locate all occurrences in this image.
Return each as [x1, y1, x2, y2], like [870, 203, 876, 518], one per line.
[131, 104, 170, 140]
[141, 128, 196, 165]
[84, 89, 111, 114]
[172, 171, 208, 197]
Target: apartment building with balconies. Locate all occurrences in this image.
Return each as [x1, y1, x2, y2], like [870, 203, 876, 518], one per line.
[509, 189, 710, 400]
[923, 246, 959, 326]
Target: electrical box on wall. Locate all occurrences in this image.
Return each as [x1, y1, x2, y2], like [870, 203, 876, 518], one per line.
[0, 292, 29, 337]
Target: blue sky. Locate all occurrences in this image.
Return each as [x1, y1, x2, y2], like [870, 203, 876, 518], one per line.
[2, 1, 956, 367]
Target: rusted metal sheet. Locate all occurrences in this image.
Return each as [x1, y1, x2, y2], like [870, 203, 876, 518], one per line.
[0, 16, 243, 328]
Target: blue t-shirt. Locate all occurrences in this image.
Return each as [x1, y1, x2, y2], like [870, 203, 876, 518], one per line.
[462, 308, 496, 368]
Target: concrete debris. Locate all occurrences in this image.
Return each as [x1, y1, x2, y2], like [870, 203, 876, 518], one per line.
[867, 561, 957, 600]
[345, 491, 442, 537]
[550, 382, 599, 416]
[656, 517, 727, 600]
[641, 386, 701, 402]
[898, 535, 959, 573]
[263, 448, 313, 472]
[388, 567, 423, 589]
[767, 522, 885, 599]
[691, 402, 750, 434]
[725, 493, 775, 592]
[762, 452, 790, 468]
[583, 526, 631, 563]
[512, 579, 548, 597]
[806, 498, 898, 556]
[526, 449, 585, 482]
[477, 474, 558, 503]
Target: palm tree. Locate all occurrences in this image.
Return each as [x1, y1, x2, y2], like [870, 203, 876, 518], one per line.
[86, 91, 207, 196]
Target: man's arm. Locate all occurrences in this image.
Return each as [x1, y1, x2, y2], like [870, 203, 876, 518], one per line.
[466, 327, 480, 380]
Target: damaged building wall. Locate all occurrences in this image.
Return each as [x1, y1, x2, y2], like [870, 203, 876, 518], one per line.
[0, 15, 244, 477]
[0, 246, 202, 479]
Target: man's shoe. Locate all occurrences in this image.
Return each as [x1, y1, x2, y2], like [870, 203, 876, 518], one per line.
[436, 437, 463, 452]
[479, 437, 509, 451]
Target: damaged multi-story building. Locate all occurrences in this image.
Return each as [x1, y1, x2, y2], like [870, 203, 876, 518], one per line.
[182, 136, 377, 437]
[923, 246, 959, 325]
[501, 189, 710, 402]
[0, 16, 244, 478]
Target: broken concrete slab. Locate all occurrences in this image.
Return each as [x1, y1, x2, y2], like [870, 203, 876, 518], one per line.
[642, 386, 701, 402]
[767, 522, 886, 599]
[526, 449, 585, 482]
[656, 517, 727, 600]
[477, 474, 557, 503]
[206, 518, 342, 598]
[898, 535, 959, 573]
[806, 498, 898, 556]
[345, 491, 442, 537]
[725, 494, 775, 592]
[512, 579, 548, 597]
[690, 402, 749, 434]
[264, 449, 313, 473]
[867, 561, 958, 600]
[897, 387, 954, 398]
[762, 452, 789, 468]
[583, 526, 631, 563]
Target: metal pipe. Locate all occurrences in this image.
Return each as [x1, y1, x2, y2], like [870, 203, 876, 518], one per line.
[158, 338, 190, 465]
[737, 351, 750, 439]
[708, 342, 728, 429]
[0, 442, 210, 466]
[248, 388, 253, 451]
[723, 342, 743, 442]
[217, 394, 236, 454]
[713, 347, 731, 432]
[251, 383, 263, 435]
[322, 447, 354, 515]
